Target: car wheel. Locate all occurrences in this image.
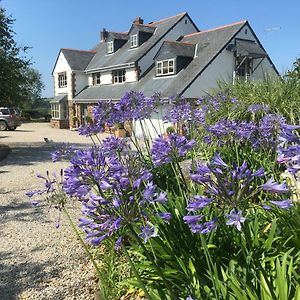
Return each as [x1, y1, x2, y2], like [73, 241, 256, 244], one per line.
[0, 120, 8, 131]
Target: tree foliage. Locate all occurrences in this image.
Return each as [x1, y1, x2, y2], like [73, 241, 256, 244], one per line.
[0, 4, 44, 108]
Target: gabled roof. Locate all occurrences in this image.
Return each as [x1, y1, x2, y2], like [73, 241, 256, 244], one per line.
[128, 24, 156, 35]
[86, 12, 191, 72]
[107, 32, 129, 41]
[74, 20, 248, 101]
[154, 41, 196, 60]
[61, 49, 96, 70]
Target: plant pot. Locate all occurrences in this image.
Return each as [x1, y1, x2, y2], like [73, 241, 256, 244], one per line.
[114, 128, 126, 138]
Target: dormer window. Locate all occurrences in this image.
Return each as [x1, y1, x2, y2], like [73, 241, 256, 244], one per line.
[130, 34, 138, 48]
[156, 59, 175, 76]
[92, 72, 101, 85]
[107, 41, 114, 53]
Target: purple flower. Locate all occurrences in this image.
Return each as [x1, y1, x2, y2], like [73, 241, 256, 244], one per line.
[151, 133, 196, 167]
[183, 214, 204, 224]
[189, 219, 217, 234]
[211, 153, 228, 168]
[157, 212, 172, 222]
[226, 209, 246, 231]
[252, 167, 265, 177]
[186, 196, 213, 211]
[269, 199, 293, 209]
[115, 236, 123, 250]
[51, 143, 76, 162]
[186, 296, 194, 300]
[261, 178, 289, 194]
[262, 204, 272, 210]
[138, 225, 158, 243]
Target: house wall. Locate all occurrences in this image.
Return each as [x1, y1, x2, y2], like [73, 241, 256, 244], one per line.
[138, 16, 198, 76]
[183, 24, 278, 98]
[100, 71, 113, 84]
[126, 68, 138, 82]
[74, 72, 89, 96]
[53, 52, 72, 97]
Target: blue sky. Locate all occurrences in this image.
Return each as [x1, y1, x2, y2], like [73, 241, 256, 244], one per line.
[2, 0, 300, 97]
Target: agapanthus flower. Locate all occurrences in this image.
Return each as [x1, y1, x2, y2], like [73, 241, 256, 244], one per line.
[269, 199, 293, 209]
[138, 225, 158, 243]
[157, 212, 172, 222]
[164, 97, 193, 123]
[248, 103, 269, 113]
[151, 133, 196, 167]
[261, 177, 289, 194]
[115, 91, 162, 121]
[189, 219, 217, 234]
[51, 143, 76, 162]
[226, 209, 246, 231]
[63, 140, 169, 246]
[277, 144, 300, 174]
[186, 196, 213, 211]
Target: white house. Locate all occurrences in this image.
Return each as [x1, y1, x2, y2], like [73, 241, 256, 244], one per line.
[51, 12, 278, 129]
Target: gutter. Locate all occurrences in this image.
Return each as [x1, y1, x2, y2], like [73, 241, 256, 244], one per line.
[85, 62, 135, 73]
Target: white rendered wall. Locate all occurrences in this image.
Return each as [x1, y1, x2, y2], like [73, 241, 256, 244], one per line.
[134, 104, 173, 138]
[88, 74, 93, 86]
[138, 16, 198, 76]
[126, 68, 138, 82]
[101, 71, 113, 84]
[53, 52, 72, 96]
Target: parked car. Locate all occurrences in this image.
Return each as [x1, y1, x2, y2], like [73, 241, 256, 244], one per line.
[0, 107, 22, 131]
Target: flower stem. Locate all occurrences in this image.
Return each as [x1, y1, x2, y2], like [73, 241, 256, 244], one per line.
[128, 225, 177, 299]
[121, 243, 153, 300]
[62, 207, 108, 299]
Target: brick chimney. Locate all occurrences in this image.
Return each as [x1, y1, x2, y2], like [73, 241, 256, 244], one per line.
[101, 28, 109, 41]
[133, 16, 143, 25]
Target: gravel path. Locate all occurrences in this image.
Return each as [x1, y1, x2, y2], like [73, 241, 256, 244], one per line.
[0, 123, 108, 299]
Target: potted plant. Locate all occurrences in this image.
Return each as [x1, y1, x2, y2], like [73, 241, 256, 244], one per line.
[163, 126, 175, 139]
[114, 122, 127, 138]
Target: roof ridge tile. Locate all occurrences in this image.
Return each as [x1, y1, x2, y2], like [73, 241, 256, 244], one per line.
[184, 20, 247, 38]
[146, 12, 186, 26]
[61, 48, 96, 53]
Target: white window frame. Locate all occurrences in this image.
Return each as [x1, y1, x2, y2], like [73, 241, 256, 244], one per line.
[156, 59, 175, 76]
[58, 72, 67, 88]
[130, 34, 138, 48]
[51, 104, 60, 119]
[92, 72, 101, 85]
[107, 41, 114, 53]
[113, 69, 126, 83]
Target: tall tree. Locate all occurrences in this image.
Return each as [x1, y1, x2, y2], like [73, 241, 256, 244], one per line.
[0, 4, 44, 107]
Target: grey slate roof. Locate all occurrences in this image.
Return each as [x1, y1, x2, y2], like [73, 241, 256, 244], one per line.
[61, 49, 96, 70]
[74, 21, 247, 102]
[129, 24, 156, 34]
[107, 32, 129, 41]
[86, 12, 187, 72]
[50, 94, 67, 104]
[155, 41, 196, 60]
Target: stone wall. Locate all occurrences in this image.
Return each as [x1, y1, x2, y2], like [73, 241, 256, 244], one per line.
[50, 119, 69, 129]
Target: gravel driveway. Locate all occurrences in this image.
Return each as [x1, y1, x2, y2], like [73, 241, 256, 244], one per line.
[0, 123, 108, 299]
